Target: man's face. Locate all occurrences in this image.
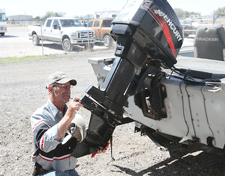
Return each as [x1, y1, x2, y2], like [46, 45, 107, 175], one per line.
[52, 82, 71, 104]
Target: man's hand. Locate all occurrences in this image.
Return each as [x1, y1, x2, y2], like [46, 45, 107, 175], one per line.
[91, 141, 110, 158]
[69, 98, 84, 112]
[57, 97, 83, 141]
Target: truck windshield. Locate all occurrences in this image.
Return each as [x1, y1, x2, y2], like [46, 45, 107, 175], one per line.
[0, 13, 7, 21]
[60, 19, 83, 27]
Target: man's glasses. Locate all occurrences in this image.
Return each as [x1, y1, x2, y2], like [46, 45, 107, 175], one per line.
[54, 84, 71, 90]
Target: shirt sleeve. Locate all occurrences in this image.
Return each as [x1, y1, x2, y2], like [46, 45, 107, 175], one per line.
[31, 111, 60, 153]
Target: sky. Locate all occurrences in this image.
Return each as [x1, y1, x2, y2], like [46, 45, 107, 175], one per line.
[2, 0, 225, 18]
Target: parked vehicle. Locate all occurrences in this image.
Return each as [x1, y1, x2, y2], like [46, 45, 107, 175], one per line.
[28, 17, 95, 51]
[0, 8, 7, 36]
[182, 17, 206, 37]
[87, 19, 113, 47]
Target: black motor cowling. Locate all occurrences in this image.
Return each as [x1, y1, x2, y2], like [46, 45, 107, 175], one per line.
[72, 0, 183, 158]
[111, 0, 183, 68]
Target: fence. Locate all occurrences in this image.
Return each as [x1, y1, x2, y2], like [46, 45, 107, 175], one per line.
[7, 20, 45, 26]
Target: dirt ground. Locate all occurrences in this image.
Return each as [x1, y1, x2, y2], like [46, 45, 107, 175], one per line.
[0, 49, 225, 176]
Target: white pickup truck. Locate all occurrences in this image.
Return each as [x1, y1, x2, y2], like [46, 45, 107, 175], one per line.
[28, 17, 95, 51]
[0, 8, 7, 36]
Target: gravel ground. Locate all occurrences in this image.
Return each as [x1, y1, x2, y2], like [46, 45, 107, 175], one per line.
[0, 27, 225, 176]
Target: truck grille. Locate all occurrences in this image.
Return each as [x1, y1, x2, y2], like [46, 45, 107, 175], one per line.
[78, 32, 94, 38]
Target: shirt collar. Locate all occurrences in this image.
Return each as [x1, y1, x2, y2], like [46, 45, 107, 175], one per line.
[47, 99, 68, 117]
[47, 99, 61, 117]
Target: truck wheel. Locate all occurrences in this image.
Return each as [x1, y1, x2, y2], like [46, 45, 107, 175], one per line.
[32, 34, 40, 46]
[62, 38, 73, 51]
[103, 35, 112, 47]
[0, 33, 5, 36]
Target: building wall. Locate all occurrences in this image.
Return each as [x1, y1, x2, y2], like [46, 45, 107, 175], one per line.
[7, 15, 35, 25]
[94, 10, 119, 19]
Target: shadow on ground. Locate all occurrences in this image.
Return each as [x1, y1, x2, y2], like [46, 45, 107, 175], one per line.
[36, 42, 114, 52]
[112, 152, 225, 176]
[36, 43, 91, 52]
[0, 35, 18, 38]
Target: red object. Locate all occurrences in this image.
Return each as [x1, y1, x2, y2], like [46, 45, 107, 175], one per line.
[91, 141, 110, 158]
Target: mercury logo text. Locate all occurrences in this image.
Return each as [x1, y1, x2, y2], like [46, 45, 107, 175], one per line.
[153, 9, 183, 42]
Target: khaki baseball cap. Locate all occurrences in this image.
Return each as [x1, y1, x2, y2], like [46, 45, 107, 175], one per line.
[47, 71, 77, 88]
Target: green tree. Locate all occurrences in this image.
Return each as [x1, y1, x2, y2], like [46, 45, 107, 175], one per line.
[34, 16, 40, 21]
[174, 8, 201, 19]
[213, 7, 225, 23]
[215, 7, 225, 16]
[41, 11, 66, 20]
[174, 8, 184, 18]
[191, 12, 201, 17]
[185, 11, 201, 18]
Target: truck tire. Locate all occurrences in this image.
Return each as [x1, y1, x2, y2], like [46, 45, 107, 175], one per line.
[32, 34, 40, 46]
[103, 34, 112, 47]
[0, 33, 5, 36]
[62, 38, 73, 51]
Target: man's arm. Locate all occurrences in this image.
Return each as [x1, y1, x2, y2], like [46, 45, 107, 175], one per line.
[57, 97, 83, 140]
[31, 113, 59, 153]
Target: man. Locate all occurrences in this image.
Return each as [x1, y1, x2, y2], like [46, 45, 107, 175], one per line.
[30, 71, 84, 176]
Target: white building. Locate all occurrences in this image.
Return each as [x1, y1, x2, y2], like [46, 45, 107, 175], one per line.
[94, 9, 119, 19]
[8, 15, 33, 25]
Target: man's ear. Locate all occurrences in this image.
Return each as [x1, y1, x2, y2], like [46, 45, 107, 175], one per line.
[48, 86, 54, 92]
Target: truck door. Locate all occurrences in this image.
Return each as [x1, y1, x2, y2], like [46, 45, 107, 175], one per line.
[51, 19, 61, 42]
[42, 19, 53, 40]
[93, 20, 101, 40]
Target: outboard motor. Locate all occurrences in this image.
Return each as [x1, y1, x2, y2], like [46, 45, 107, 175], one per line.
[72, 0, 183, 158]
[194, 24, 225, 61]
